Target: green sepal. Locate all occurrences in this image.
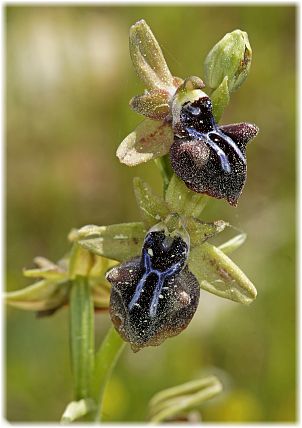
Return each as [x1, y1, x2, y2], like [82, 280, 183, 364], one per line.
[72, 223, 146, 262]
[116, 118, 173, 166]
[5, 279, 70, 311]
[129, 19, 175, 92]
[165, 174, 208, 219]
[188, 242, 257, 304]
[211, 76, 230, 122]
[133, 177, 170, 227]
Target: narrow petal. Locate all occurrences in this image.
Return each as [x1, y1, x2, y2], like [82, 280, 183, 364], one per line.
[130, 89, 170, 120]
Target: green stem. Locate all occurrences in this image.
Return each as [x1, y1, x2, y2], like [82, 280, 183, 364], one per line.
[154, 154, 173, 194]
[69, 275, 95, 401]
[91, 326, 126, 422]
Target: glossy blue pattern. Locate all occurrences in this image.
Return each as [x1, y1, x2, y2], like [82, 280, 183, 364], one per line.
[212, 130, 246, 164]
[128, 246, 183, 318]
[185, 126, 246, 174]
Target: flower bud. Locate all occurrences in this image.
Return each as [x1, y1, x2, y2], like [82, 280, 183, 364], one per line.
[204, 29, 252, 93]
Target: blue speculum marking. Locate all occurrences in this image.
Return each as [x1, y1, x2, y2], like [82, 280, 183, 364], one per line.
[128, 246, 183, 318]
[185, 126, 245, 174]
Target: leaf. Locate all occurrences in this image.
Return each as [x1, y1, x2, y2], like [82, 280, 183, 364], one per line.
[130, 89, 170, 120]
[211, 76, 230, 122]
[74, 223, 146, 262]
[129, 19, 175, 91]
[165, 174, 208, 218]
[5, 279, 70, 311]
[188, 242, 257, 304]
[218, 232, 247, 254]
[133, 177, 170, 227]
[149, 376, 222, 423]
[185, 218, 228, 248]
[116, 118, 173, 166]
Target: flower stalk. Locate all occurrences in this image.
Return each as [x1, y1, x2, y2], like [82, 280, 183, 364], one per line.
[69, 275, 95, 401]
[91, 327, 125, 422]
[154, 154, 173, 194]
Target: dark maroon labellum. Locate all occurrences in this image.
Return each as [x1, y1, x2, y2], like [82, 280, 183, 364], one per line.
[107, 229, 200, 352]
[170, 96, 258, 206]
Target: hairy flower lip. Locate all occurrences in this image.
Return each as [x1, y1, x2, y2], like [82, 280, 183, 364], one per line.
[108, 257, 200, 352]
[169, 120, 257, 206]
[169, 82, 258, 206]
[107, 226, 200, 351]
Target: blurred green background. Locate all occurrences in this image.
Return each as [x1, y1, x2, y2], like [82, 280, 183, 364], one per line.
[5, 5, 296, 423]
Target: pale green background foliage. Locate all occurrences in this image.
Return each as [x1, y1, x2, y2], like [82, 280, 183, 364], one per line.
[6, 5, 296, 422]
